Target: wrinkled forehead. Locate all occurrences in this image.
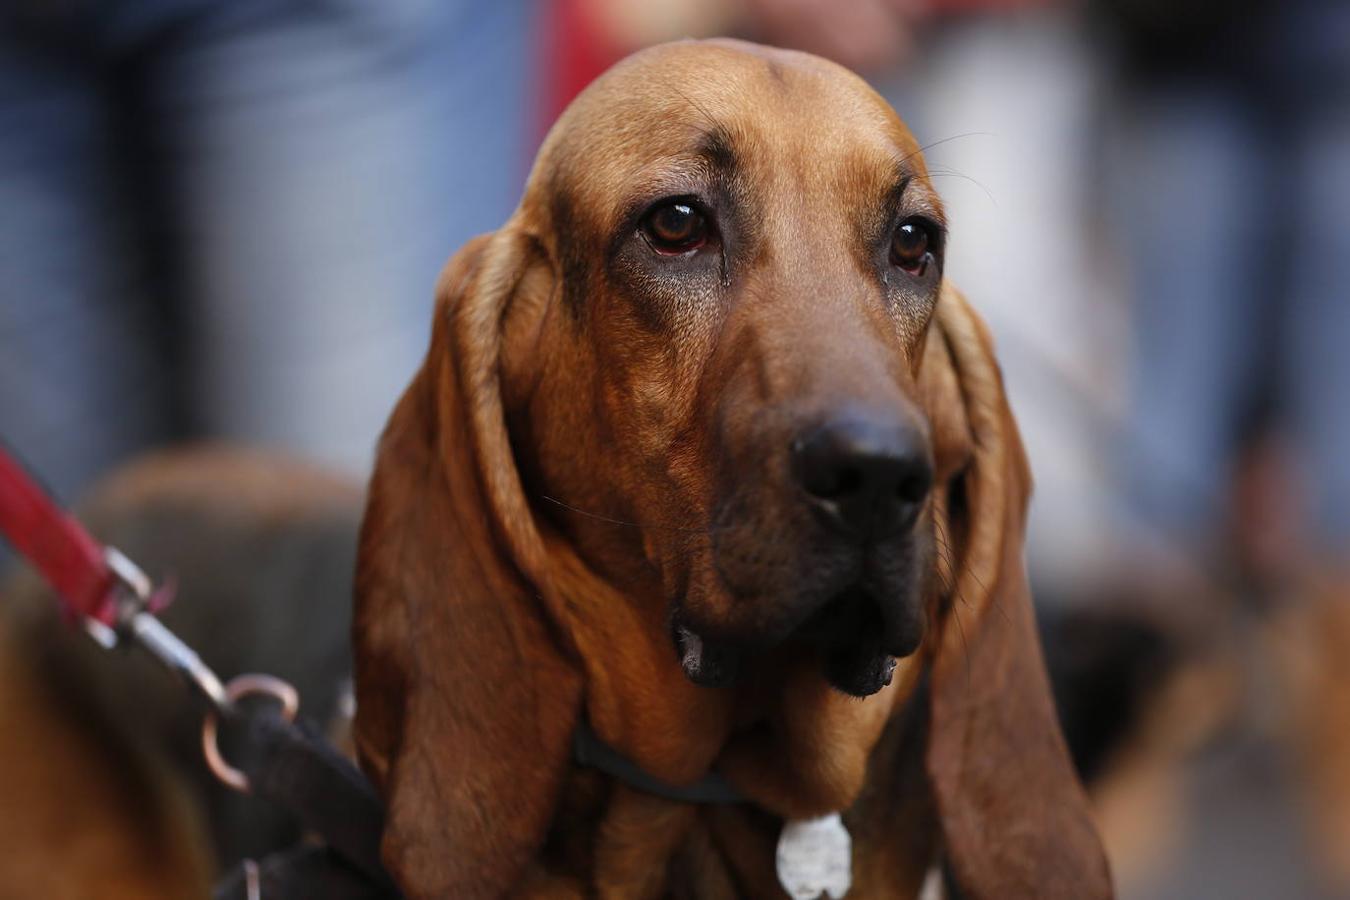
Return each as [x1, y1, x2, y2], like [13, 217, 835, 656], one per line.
[527, 40, 938, 231]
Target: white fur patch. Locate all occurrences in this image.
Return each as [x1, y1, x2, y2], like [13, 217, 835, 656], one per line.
[776, 813, 853, 899]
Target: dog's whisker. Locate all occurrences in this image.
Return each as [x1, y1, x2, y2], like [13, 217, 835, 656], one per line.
[950, 591, 974, 695]
[934, 514, 1015, 636]
[932, 532, 958, 594]
[537, 494, 711, 535]
[924, 167, 998, 208]
[932, 517, 965, 601]
[934, 514, 997, 610]
[899, 131, 993, 170]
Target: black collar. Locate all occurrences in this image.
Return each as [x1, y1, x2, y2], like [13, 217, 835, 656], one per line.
[572, 721, 744, 805]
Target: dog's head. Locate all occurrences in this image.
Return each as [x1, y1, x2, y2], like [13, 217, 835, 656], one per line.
[354, 39, 1110, 900]
[513, 41, 948, 697]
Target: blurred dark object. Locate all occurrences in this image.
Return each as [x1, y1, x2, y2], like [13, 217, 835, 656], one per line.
[213, 845, 395, 900]
[1088, 0, 1263, 70]
[1040, 601, 1182, 784]
[0, 447, 362, 895]
[1039, 595, 1244, 892]
[1092, 0, 1350, 107]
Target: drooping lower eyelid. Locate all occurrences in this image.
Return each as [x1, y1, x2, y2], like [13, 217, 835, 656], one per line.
[640, 230, 707, 257]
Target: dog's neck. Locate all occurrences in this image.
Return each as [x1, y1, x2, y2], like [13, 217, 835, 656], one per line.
[542, 531, 925, 820]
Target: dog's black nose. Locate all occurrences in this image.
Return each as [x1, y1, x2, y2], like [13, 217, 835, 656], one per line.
[791, 412, 933, 539]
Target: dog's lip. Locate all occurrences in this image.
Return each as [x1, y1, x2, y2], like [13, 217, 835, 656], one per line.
[673, 618, 898, 698]
[793, 584, 922, 660]
[671, 583, 920, 698]
[801, 587, 908, 697]
[673, 622, 742, 688]
[823, 644, 897, 697]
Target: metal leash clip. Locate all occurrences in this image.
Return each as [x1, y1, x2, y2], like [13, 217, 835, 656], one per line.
[88, 545, 300, 795]
[87, 545, 232, 714]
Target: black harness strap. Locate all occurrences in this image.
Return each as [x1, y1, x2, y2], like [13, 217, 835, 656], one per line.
[211, 716, 744, 899]
[212, 712, 400, 899]
[572, 720, 743, 805]
[213, 846, 392, 900]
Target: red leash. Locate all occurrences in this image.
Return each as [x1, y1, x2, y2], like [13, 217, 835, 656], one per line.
[0, 443, 222, 700]
[0, 447, 120, 625]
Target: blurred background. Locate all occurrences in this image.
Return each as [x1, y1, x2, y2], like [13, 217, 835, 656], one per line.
[2, 0, 1349, 897]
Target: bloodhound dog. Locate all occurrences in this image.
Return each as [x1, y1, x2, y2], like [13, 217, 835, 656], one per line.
[353, 39, 1112, 899]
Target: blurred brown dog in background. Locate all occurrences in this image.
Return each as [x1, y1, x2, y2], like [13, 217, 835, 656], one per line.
[0, 448, 361, 898]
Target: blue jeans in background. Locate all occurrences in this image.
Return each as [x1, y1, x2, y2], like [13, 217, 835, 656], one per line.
[0, 0, 536, 502]
[1110, 0, 1350, 558]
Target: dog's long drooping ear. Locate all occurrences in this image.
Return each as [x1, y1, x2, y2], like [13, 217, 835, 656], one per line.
[352, 225, 582, 900]
[925, 285, 1113, 899]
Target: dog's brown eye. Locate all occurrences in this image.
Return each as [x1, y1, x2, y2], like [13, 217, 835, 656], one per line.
[891, 220, 931, 274]
[642, 202, 708, 254]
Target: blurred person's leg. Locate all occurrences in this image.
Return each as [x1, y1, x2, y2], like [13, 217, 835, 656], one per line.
[1270, 13, 1350, 882]
[1277, 2, 1350, 568]
[1285, 125, 1350, 569]
[1108, 81, 1268, 569]
[1280, 124, 1350, 883]
[149, 0, 534, 475]
[0, 32, 172, 503]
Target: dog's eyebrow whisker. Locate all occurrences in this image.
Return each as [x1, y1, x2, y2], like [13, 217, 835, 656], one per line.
[537, 494, 710, 535]
[924, 167, 998, 208]
[667, 83, 722, 137]
[900, 131, 993, 169]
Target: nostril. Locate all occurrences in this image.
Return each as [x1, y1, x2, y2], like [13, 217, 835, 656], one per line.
[808, 465, 863, 500]
[835, 467, 863, 496]
[897, 473, 929, 505]
[794, 436, 870, 501]
[896, 458, 934, 502]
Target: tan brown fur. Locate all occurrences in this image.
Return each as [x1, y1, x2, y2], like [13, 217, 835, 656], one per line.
[353, 39, 1111, 899]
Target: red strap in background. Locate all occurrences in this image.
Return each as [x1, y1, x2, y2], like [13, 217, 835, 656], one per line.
[533, 0, 1059, 140]
[0, 446, 117, 625]
[537, 0, 626, 141]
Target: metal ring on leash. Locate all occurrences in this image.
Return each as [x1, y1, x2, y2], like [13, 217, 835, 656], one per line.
[202, 674, 300, 793]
